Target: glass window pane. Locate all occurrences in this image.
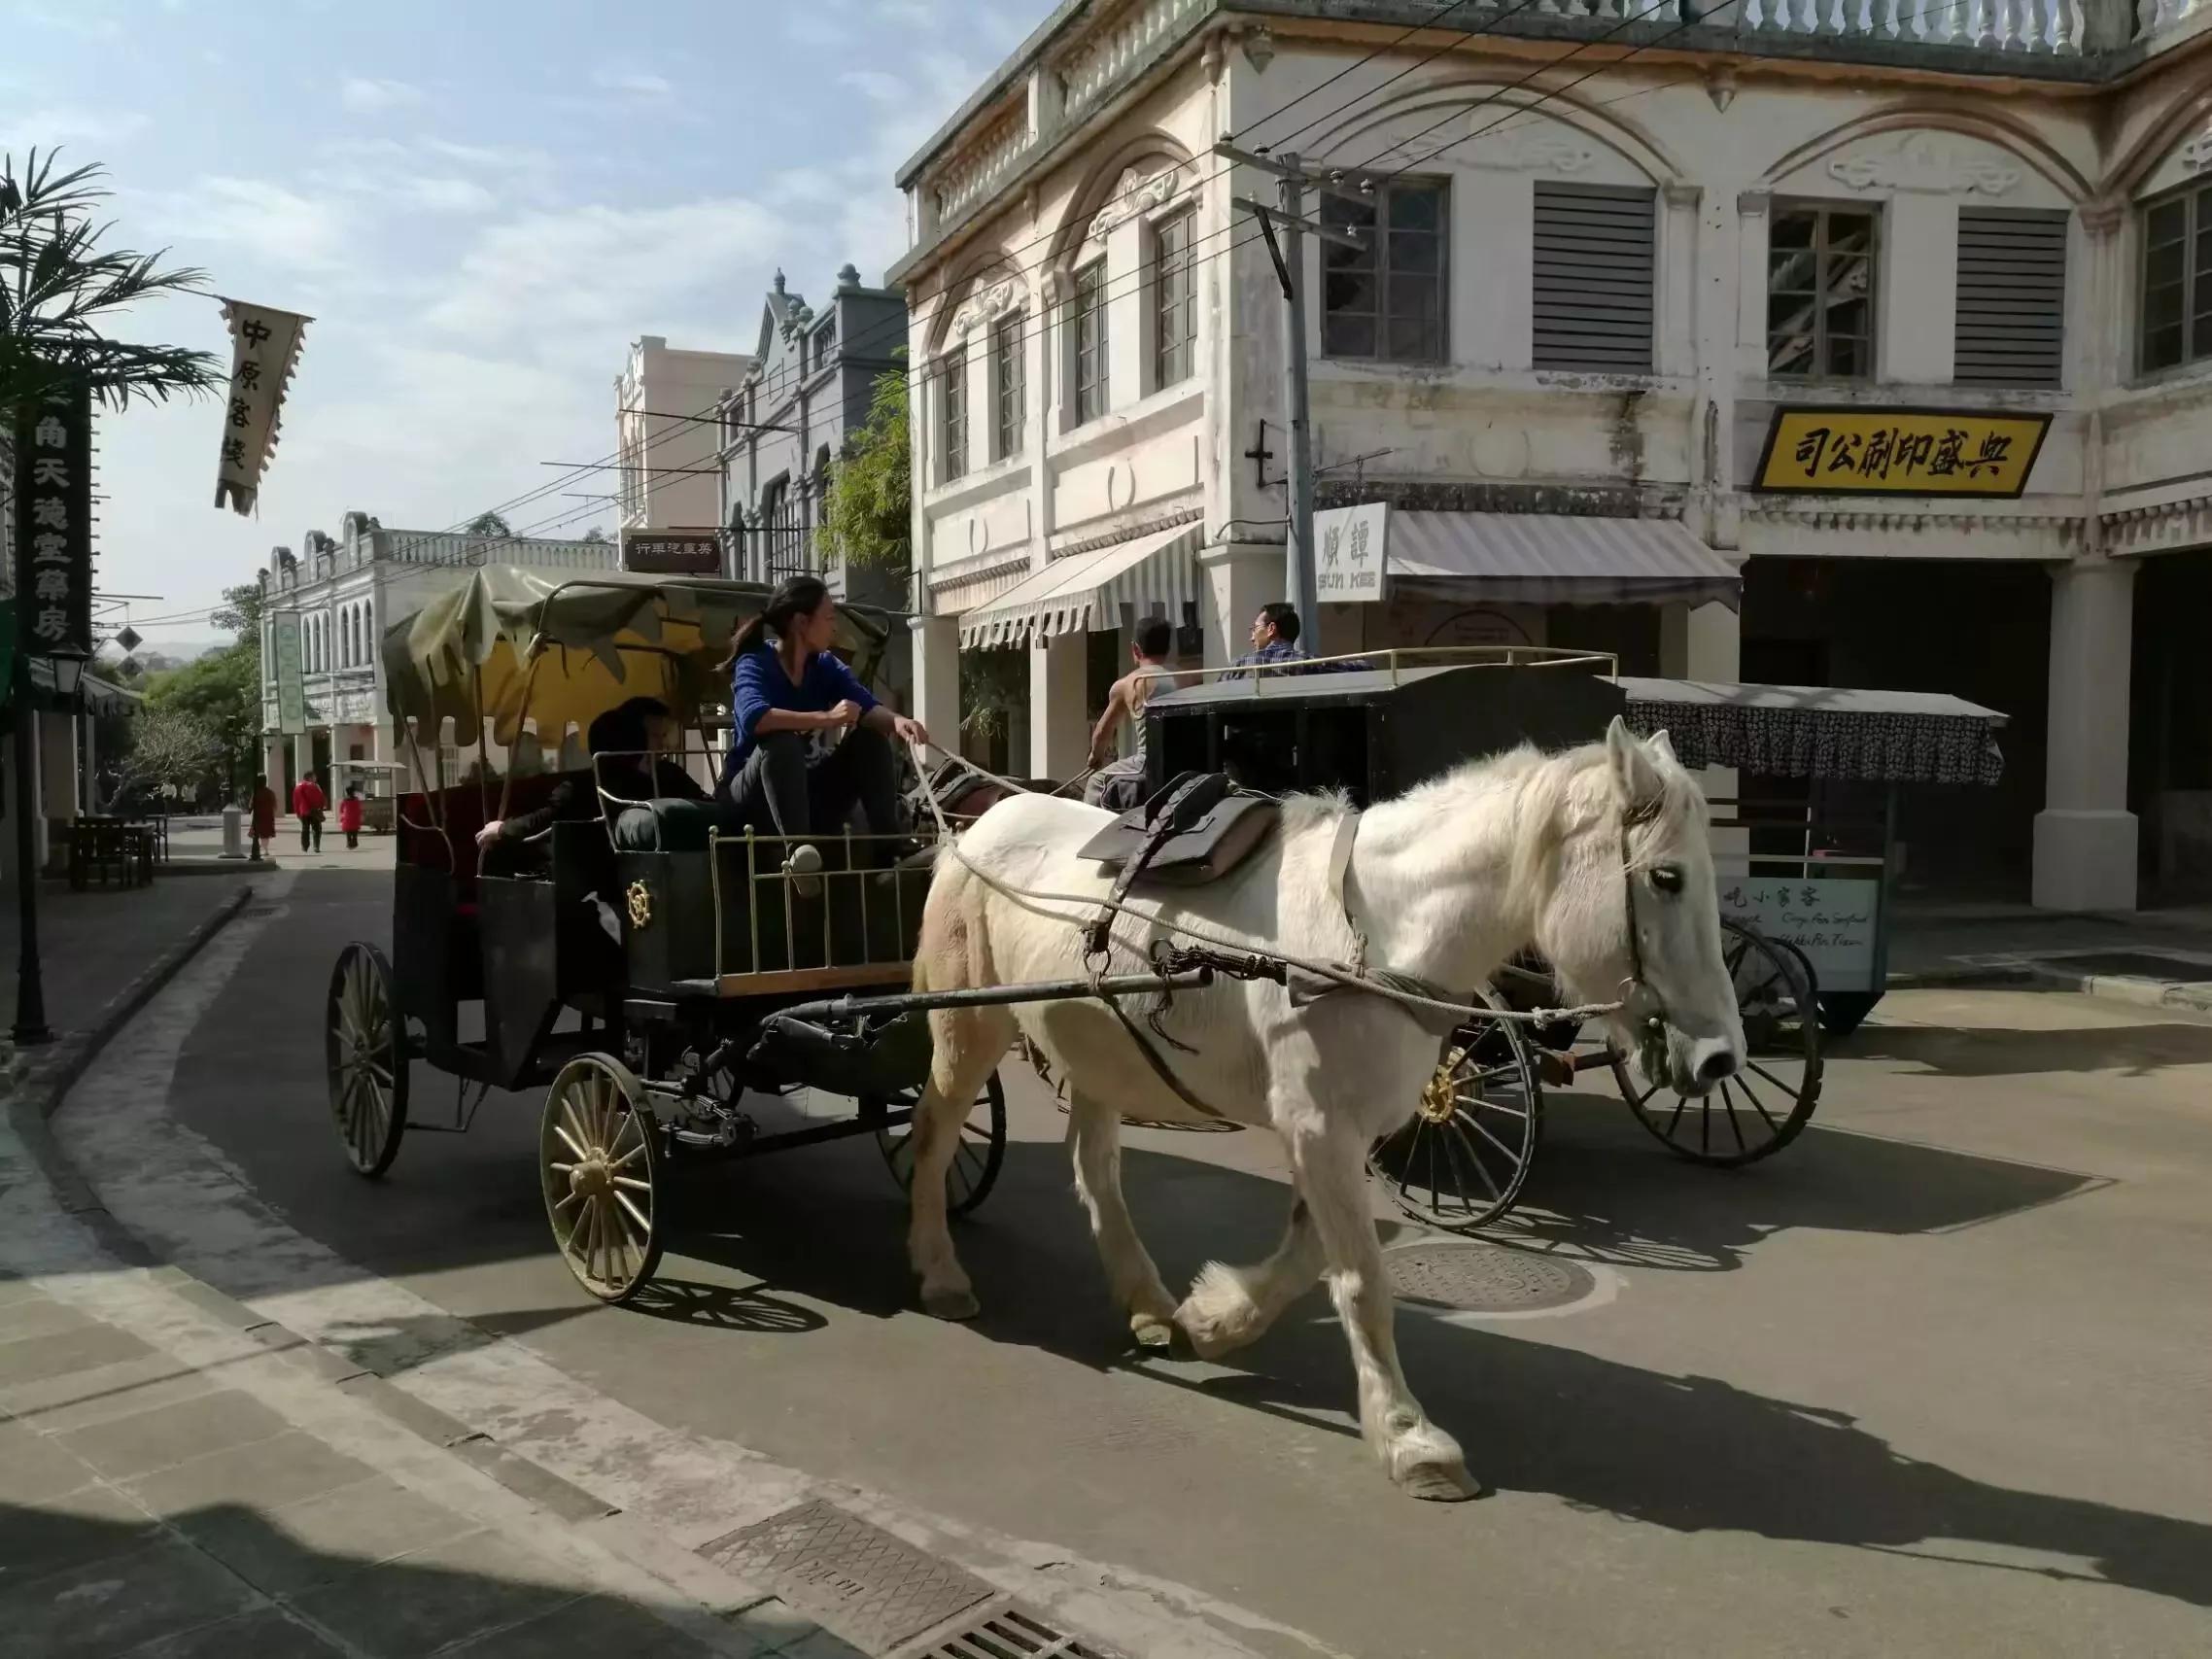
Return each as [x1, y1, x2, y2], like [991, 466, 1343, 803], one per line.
[1326, 271, 1377, 313]
[2149, 198, 2188, 247]
[1768, 290, 1816, 337]
[2147, 280, 2184, 331]
[1824, 297, 1870, 338]
[1768, 332, 1815, 377]
[1826, 213, 1877, 257]
[2145, 322, 2186, 371]
[1771, 211, 1816, 251]
[1768, 251, 1817, 295]
[2147, 241, 2186, 290]
[1389, 272, 1440, 325]
[1827, 334, 1870, 379]
[1826, 256, 1873, 301]
[1390, 230, 1440, 274]
[1387, 316, 1440, 363]
[1328, 192, 1378, 231]
[1323, 315, 1376, 358]
[1389, 186, 1442, 231]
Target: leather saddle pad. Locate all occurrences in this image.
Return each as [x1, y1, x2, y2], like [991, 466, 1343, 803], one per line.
[1078, 772, 1280, 886]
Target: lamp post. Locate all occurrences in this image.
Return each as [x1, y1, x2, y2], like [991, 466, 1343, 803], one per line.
[10, 644, 84, 1045]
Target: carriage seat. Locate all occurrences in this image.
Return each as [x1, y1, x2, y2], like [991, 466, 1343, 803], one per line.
[1077, 771, 1278, 888]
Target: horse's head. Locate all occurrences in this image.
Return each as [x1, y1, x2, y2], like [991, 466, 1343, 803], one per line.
[1533, 717, 1745, 1097]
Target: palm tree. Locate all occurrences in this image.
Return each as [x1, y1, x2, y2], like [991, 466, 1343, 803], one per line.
[1, 149, 222, 419]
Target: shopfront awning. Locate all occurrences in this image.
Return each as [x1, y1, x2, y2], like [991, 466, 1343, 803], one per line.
[1388, 512, 1741, 610]
[958, 521, 1202, 648]
[1614, 676, 2007, 785]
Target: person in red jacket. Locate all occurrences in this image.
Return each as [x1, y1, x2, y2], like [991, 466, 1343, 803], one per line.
[336, 781, 364, 850]
[249, 776, 277, 861]
[292, 771, 327, 852]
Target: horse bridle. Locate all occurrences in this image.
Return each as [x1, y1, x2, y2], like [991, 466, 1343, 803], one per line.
[1616, 796, 1675, 1081]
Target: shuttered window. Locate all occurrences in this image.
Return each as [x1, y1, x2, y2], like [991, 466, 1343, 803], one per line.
[1956, 208, 2067, 388]
[1533, 183, 1655, 373]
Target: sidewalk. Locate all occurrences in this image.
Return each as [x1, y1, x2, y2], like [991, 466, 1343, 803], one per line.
[1886, 898, 2212, 1013]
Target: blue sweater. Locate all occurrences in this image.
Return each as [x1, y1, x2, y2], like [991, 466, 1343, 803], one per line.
[722, 645, 877, 785]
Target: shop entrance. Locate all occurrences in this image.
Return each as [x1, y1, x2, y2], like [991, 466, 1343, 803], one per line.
[2130, 550, 2212, 903]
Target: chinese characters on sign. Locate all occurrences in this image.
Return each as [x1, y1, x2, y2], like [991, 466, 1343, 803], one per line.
[271, 612, 307, 736]
[1313, 501, 1388, 604]
[12, 375, 95, 662]
[212, 299, 312, 516]
[619, 529, 722, 575]
[1718, 876, 1881, 993]
[1751, 408, 2052, 499]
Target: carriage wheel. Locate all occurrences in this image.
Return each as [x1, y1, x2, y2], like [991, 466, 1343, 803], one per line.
[1612, 920, 1824, 1167]
[872, 1073, 1007, 1217]
[541, 1054, 664, 1304]
[1370, 994, 1542, 1234]
[326, 943, 407, 1178]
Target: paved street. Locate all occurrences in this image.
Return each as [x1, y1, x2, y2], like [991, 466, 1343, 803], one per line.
[36, 868, 2212, 1658]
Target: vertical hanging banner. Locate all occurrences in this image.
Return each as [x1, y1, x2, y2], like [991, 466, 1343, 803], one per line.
[13, 373, 96, 660]
[271, 612, 307, 734]
[212, 298, 312, 516]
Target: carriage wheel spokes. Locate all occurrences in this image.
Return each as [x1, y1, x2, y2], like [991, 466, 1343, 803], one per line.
[1611, 920, 1824, 1168]
[1371, 996, 1542, 1234]
[540, 1054, 663, 1304]
[872, 1073, 1008, 1217]
[325, 943, 407, 1178]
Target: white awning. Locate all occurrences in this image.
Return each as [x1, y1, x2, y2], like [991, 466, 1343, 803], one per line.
[1389, 512, 1741, 610]
[958, 521, 1203, 647]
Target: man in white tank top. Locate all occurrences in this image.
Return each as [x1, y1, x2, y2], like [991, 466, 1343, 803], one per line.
[1084, 616, 1182, 811]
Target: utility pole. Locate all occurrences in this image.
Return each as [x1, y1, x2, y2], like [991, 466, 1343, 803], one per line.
[1215, 141, 1366, 632]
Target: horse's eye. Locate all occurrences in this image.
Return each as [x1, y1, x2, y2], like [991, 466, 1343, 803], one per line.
[1650, 864, 1684, 895]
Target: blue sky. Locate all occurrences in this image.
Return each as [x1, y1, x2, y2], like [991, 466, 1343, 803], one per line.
[3, 0, 1031, 644]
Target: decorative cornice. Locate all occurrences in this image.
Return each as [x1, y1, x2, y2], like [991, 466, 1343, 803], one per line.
[946, 277, 1024, 344]
[1826, 134, 2020, 197]
[1742, 500, 2086, 539]
[1087, 164, 1183, 245]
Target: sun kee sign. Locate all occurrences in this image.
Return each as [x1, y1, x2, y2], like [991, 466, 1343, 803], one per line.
[1314, 501, 1388, 603]
[1751, 407, 2053, 499]
[13, 375, 95, 662]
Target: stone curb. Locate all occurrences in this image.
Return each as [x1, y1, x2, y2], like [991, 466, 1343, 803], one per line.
[1885, 958, 2212, 1014]
[5, 881, 791, 1640]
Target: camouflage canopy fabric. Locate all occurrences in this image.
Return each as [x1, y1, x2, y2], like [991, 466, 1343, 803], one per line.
[1612, 676, 2008, 786]
[381, 567, 892, 750]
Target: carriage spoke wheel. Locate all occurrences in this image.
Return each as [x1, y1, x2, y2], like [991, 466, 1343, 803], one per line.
[1371, 994, 1542, 1234]
[1612, 919, 1824, 1167]
[872, 1073, 1007, 1217]
[325, 943, 407, 1178]
[541, 1054, 664, 1304]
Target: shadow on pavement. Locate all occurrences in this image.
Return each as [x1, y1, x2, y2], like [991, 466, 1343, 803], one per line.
[0, 1498, 723, 1657]
[1826, 1017, 2212, 1080]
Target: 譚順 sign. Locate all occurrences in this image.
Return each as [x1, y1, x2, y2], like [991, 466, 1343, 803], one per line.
[1718, 875, 1882, 993]
[1751, 407, 2051, 499]
[13, 374, 95, 664]
[621, 529, 722, 575]
[1314, 501, 1388, 603]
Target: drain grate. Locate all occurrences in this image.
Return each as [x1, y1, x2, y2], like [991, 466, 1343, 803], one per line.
[701, 1499, 995, 1654]
[1386, 1240, 1596, 1313]
[917, 1602, 1121, 1659]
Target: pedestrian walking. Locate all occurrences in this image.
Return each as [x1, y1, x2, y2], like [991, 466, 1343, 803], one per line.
[337, 781, 364, 850]
[293, 771, 327, 853]
[249, 775, 277, 862]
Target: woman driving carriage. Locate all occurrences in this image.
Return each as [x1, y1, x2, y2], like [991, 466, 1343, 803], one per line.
[719, 575, 929, 870]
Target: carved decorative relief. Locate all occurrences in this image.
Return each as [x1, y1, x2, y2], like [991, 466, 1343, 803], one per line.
[1087, 165, 1183, 245]
[2181, 129, 2212, 175]
[1825, 133, 2021, 197]
[1364, 122, 1595, 175]
[948, 277, 1023, 341]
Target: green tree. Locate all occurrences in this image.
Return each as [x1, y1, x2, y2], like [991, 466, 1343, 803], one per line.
[818, 359, 909, 572]
[1, 149, 222, 419]
[138, 581, 266, 799]
[465, 510, 513, 536]
[580, 526, 608, 544]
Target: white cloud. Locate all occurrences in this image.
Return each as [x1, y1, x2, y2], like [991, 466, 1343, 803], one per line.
[148, 176, 351, 271]
[837, 70, 905, 106]
[0, 107, 148, 152]
[340, 77, 423, 114]
[591, 68, 672, 97]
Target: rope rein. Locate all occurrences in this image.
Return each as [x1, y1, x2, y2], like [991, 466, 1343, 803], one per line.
[903, 740, 1626, 1029]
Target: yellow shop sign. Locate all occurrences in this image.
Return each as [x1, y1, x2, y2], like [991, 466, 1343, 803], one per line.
[1751, 407, 2052, 498]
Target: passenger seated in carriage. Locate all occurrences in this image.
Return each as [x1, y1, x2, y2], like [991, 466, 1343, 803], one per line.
[474, 696, 705, 869]
[718, 574, 930, 882]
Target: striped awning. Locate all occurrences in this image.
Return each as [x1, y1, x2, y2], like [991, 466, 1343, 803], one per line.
[1388, 512, 1741, 610]
[958, 521, 1202, 647]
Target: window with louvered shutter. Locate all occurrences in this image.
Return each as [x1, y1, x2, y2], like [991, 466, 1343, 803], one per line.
[1956, 208, 2067, 388]
[1533, 182, 1655, 373]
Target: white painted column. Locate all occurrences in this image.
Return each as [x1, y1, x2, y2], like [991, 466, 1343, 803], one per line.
[1029, 632, 1089, 778]
[909, 614, 961, 761]
[1198, 541, 1282, 668]
[2033, 559, 2137, 912]
[1661, 598, 1746, 866]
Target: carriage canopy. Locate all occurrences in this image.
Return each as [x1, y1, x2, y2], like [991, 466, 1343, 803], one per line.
[380, 566, 892, 749]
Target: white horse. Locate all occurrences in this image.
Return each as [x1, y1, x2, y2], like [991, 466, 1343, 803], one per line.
[904, 718, 1745, 1501]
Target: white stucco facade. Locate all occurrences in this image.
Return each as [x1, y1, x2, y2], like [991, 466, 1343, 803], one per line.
[892, 0, 2212, 910]
[617, 336, 753, 535]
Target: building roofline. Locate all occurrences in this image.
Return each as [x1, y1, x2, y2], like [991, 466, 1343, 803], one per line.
[895, 0, 1108, 188]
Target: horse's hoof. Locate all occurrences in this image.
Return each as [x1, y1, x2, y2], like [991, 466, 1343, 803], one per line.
[1396, 1458, 1482, 1503]
[1129, 1312, 1176, 1350]
[922, 1287, 980, 1322]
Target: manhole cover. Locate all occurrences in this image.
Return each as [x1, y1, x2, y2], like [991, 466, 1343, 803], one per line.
[2047, 951, 2212, 983]
[1386, 1241, 1596, 1313]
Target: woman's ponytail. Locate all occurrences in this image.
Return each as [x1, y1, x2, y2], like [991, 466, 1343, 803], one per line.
[722, 574, 829, 671]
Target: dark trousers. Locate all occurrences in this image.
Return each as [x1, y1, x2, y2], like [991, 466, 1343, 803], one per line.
[345, 829, 359, 849]
[725, 727, 900, 847]
[299, 813, 322, 851]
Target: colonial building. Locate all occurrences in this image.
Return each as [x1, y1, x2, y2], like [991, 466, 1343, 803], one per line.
[891, 0, 2212, 912]
[255, 512, 618, 796]
[615, 335, 753, 536]
[716, 266, 906, 606]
